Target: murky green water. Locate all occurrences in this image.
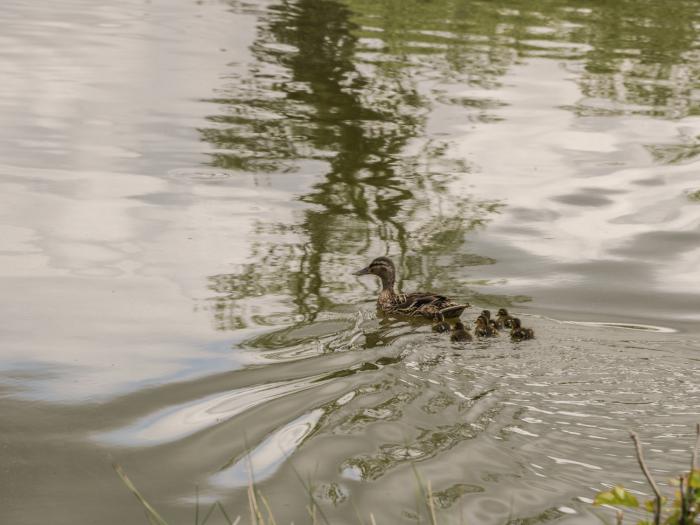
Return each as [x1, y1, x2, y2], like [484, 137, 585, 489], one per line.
[1, 0, 700, 523]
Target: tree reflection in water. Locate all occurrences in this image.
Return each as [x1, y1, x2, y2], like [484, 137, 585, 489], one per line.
[203, 0, 502, 336]
[202, 0, 700, 339]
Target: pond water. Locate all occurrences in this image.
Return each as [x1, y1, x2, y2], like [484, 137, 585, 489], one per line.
[1, 0, 700, 523]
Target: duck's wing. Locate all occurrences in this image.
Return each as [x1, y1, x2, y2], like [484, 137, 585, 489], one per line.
[394, 292, 446, 309]
[394, 293, 467, 318]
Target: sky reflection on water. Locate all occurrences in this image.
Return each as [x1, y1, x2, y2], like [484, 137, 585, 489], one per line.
[1, 0, 700, 524]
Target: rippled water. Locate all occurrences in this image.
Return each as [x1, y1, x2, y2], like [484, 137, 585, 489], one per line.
[2, 0, 700, 523]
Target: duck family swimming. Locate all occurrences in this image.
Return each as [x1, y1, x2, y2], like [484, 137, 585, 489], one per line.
[355, 256, 535, 342]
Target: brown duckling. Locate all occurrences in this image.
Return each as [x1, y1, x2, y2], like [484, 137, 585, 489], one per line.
[474, 315, 496, 337]
[481, 309, 500, 332]
[497, 308, 515, 329]
[432, 314, 450, 333]
[510, 318, 534, 341]
[355, 257, 469, 321]
[450, 321, 472, 342]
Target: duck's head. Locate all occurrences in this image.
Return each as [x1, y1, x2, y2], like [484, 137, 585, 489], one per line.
[453, 321, 465, 331]
[481, 309, 491, 320]
[511, 318, 522, 329]
[354, 257, 396, 287]
[497, 308, 509, 317]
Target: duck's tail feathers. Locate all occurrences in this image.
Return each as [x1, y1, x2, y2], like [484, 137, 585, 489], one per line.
[440, 303, 469, 319]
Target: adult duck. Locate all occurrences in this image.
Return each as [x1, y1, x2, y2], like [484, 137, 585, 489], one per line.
[354, 257, 468, 321]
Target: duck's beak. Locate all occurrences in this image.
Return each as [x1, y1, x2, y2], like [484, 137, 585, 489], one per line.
[354, 266, 370, 276]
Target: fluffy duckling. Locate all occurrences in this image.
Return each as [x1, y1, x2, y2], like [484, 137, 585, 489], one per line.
[474, 315, 496, 337]
[450, 321, 472, 342]
[497, 308, 515, 329]
[480, 309, 500, 332]
[510, 318, 534, 341]
[432, 315, 450, 333]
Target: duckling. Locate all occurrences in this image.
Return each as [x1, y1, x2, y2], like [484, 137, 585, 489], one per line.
[497, 308, 515, 329]
[474, 315, 496, 337]
[355, 257, 469, 321]
[432, 314, 450, 333]
[481, 309, 500, 332]
[450, 321, 472, 342]
[510, 318, 534, 341]
[481, 310, 498, 333]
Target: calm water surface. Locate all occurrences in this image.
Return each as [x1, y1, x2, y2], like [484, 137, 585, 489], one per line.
[1, 0, 700, 523]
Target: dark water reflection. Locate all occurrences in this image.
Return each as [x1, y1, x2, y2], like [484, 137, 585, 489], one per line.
[1, 0, 700, 524]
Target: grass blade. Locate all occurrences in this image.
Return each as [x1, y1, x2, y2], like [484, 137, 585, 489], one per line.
[195, 485, 199, 525]
[351, 500, 366, 525]
[113, 463, 169, 525]
[427, 480, 437, 525]
[199, 503, 217, 525]
[286, 461, 331, 525]
[216, 501, 235, 525]
[260, 493, 278, 525]
[410, 463, 429, 523]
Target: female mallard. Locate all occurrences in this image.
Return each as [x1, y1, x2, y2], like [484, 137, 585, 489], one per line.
[354, 257, 468, 321]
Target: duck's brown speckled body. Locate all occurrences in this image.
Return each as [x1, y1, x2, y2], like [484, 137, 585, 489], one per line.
[355, 257, 468, 321]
